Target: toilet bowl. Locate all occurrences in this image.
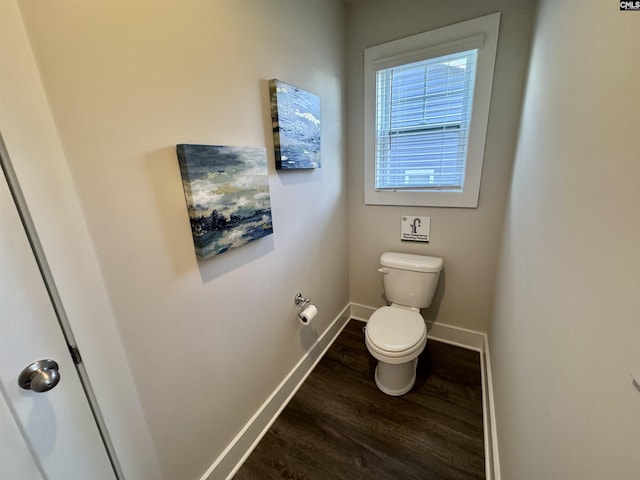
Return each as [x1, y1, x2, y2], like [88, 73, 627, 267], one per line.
[365, 252, 443, 396]
[365, 306, 427, 396]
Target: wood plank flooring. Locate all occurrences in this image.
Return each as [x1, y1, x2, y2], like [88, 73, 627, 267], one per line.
[234, 319, 484, 479]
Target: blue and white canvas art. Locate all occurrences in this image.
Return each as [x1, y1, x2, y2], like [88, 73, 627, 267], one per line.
[269, 79, 321, 169]
[176, 144, 273, 260]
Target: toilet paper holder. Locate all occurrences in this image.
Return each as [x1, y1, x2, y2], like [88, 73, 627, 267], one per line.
[295, 293, 318, 325]
[294, 292, 310, 311]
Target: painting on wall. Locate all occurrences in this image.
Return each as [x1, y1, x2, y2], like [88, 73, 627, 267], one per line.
[269, 79, 321, 169]
[176, 144, 273, 260]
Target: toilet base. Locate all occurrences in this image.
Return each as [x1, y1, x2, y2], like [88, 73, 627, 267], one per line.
[373, 358, 418, 396]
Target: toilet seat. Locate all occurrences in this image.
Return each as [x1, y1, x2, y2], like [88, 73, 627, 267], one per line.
[366, 306, 426, 358]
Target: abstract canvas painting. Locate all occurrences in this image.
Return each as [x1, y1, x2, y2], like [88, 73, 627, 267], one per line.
[269, 79, 321, 169]
[176, 144, 273, 260]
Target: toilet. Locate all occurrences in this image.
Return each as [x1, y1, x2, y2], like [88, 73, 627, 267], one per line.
[365, 252, 443, 396]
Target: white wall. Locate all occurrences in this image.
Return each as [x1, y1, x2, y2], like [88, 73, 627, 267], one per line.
[0, 1, 162, 478]
[490, 1, 640, 478]
[345, 0, 536, 332]
[17, 1, 347, 479]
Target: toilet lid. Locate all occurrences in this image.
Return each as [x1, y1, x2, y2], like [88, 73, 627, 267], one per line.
[366, 306, 426, 353]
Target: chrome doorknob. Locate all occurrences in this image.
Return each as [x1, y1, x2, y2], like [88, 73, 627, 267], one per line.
[18, 359, 60, 393]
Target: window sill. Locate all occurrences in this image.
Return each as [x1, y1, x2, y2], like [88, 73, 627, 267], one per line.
[364, 188, 480, 208]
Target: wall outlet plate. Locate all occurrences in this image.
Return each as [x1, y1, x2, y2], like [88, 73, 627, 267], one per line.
[401, 216, 430, 242]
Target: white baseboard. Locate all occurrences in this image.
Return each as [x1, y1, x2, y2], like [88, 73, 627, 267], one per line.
[481, 336, 500, 480]
[350, 302, 376, 322]
[200, 303, 351, 480]
[202, 302, 500, 480]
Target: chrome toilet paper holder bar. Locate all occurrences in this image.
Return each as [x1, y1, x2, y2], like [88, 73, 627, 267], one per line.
[294, 292, 310, 317]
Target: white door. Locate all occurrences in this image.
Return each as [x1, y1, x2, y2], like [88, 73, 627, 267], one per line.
[0, 161, 115, 479]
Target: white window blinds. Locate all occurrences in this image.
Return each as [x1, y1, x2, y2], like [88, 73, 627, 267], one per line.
[375, 49, 478, 191]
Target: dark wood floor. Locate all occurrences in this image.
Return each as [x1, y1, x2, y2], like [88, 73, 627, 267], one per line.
[234, 319, 484, 480]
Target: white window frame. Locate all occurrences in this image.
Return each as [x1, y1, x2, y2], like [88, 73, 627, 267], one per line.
[364, 12, 501, 208]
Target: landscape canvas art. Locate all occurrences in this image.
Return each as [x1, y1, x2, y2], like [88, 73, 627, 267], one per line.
[176, 144, 273, 260]
[269, 79, 321, 169]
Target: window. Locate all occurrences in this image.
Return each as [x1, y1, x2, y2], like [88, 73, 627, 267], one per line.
[375, 49, 477, 191]
[364, 13, 501, 207]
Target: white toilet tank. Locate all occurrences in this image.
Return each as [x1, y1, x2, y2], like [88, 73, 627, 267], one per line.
[379, 252, 443, 309]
